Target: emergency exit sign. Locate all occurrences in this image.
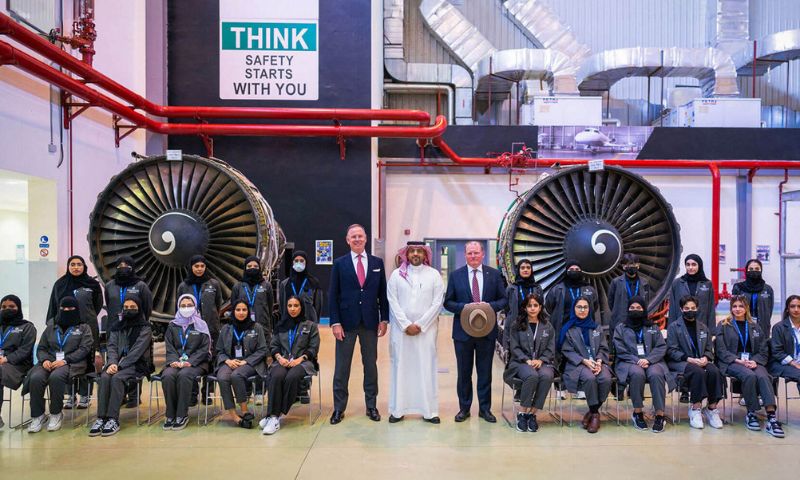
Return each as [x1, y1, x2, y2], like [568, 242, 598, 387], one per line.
[219, 0, 319, 100]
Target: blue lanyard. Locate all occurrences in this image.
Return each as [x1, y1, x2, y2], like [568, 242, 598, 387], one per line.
[243, 284, 258, 308]
[193, 285, 202, 311]
[56, 327, 73, 351]
[750, 293, 759, 317]
[626, 280, 640, 298]
[685, 329, 698, 357]
[569, 287, 581, 306]
[291, 278, 308, 297]
[288, 324, 300, 352]
[233, 329, 246, 345]
[732, 320, 749, 350]
[636, 328, 644, 344]
[119, 287, 128, 307]
[179, 326, 192, 352]
[0, 327, 13, 348]
[518, 286, 534, 301]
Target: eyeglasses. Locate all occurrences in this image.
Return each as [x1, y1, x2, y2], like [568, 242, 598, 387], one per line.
[575, 306, 589, 311]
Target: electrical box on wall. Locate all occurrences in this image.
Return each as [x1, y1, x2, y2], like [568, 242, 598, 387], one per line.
[524, 96, 603, 127]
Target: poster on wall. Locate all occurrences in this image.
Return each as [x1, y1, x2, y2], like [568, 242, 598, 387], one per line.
[219, 0, 319, 100]
[756, 245, 771, 264]
[719, 244, 726, 264]
[315, 240, 333, 265]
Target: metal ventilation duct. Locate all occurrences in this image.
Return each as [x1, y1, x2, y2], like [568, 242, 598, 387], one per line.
[474, 48, 578, 96]
[419, 0, 496, 73]
[578, 47, 740, 97]
[503, 0, 591, 72]
[735, 29, 800, 76]
[714, 0, 750, 56]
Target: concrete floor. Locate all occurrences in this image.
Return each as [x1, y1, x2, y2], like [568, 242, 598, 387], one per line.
[3, 316, 800, 479]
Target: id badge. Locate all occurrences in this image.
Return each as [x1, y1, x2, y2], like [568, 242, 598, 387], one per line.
[56, 351, 65, 361]
[740, 352, 750, 361]
[235, 345, 244, 359]
[250, 313, 256, 322]
[636, 344, 646, 357]
[180, 353, 188, 362]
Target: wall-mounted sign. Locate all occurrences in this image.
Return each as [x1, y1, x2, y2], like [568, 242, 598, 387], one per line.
[219, 0, 319, 100]
[315, 239, 332, 265]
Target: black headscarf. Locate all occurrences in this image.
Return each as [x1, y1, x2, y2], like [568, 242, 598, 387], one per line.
[113, 255, 142, 288]
[242, 255, 263, 287]
[231, 300, 256, 334]
[56, 296, 82, 329]
[738, 258, 766, 293]
[184, 255, 210, 285]
[276, 295, 306, 332]
[563, 259, 585, 288]
[681, 254, 708, 296]
[289, 250, 319, 289]
[514, 259, 537, 288]
[113, 294, 149, 351]
[0, 294, 26, 327]
[53, 255, 102, 303]
[625, 295, 649, 330]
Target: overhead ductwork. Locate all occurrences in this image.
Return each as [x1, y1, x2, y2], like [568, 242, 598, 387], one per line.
[577, 47, 740, 97]
[474, 48, 578, 97]
[502, 0, 591, 73]
[714, 0, 750, 56]
[735, 29, 800, 75]
[419, 0, 496, 73]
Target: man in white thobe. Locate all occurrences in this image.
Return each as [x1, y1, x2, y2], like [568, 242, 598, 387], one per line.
[387, 241, 445, 424]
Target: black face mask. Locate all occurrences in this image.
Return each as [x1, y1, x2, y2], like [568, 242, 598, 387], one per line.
[244, 267, 262, 284]
[0, 309, 17, 320]
[122, 309, 139, 321]
[117, 266, 133, 276]
[683, 310, 697, 321]
[57, 309, 81, 328]
[746, 270, 762, 281]
[565, 270, 583, 282]
[624, 266, 639, 276]
[628, 310, 646, 327]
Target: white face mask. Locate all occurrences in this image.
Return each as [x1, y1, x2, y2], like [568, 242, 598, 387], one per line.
[293, 262, 306, 273]
[179, 307, 195, 318]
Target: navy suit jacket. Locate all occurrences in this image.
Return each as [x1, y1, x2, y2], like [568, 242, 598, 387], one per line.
[444, 264, 508, 342]
[328, 253, 389, 331]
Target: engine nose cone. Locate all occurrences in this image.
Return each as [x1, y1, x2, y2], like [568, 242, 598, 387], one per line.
[563, 220, 622, 275]
[148, 210, 209, 268]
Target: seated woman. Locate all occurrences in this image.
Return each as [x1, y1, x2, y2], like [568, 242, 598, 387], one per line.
[89, 295, 152, 437]
[160, 294, 211, 431]
[770, 295, 800, 396]
[715, 295, 784, 437]
[612, 296, 673, 433]
[215, 300, 268, 429]
[666, 295, 724, 429]
[503, 293, 554, 432]
[0, 295, 36, 429]
[27, 297, 92, 433]
[558, 296, 612, 434]
[260, 296, 320, 435]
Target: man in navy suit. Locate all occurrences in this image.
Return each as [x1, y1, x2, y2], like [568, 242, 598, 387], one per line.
[444, 241, 508, 423]
[328, 224, 389, 424]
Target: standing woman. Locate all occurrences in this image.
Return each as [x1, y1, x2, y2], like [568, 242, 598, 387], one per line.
[668, 254, 716, 331]
[612, 296, 673, 433]
[261, 296, 320, 435]
[27, 297, 93, 432]
[160, 294, 211, 431]
[731, 259, 775, 339]
[230, 255, 276, 336]
[0, 295, 36, 429]
[559, 297, 613, 434]
[214, 300, 268, 429]
[89, 295, 153, 437]
[769, 295, 800, 395]
[607, 253, 652, 335]
[177, 255, 223, 344]
[278, 250, 323, 326]
[666, 295, 724, 429]
[715, 295, 784, 437]
[545, 260, 601, 343]
[46, 255, 103, 409]
[503, 259, 543, 353]
[503, 293, 554, 432]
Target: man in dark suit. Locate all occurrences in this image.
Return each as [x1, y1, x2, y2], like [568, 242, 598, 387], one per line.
[328, 224, 389, 424]
[444, 241, 508, 423]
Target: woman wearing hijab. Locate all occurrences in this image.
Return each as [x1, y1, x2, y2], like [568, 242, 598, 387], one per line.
[668, 254, 716, 331]
[160, 294, 211, 431]
[666, 295, 724, 429]
[0, 295, 36, 429]
[545, 260, 601, 345]
[214, 300, 268, 429]
[770, 295, 800, 395]
[607, 253, 652, 335]
[260, 296, 320, 435]
[89, 295, 153, 437]
[715, 295, 783, 437]
[27, 297, 93, 433]
[503, 293, 554, 432]
[278, 250, 323, 326]
[176, 255, 223, 344]
[502, 259, 543, 354]
[559, 296, 612, 434]
[46, 255, 103, 409]
[612, 296, 673, 433]
[103, 255, 153, 408]
[731, 259, 775, 339]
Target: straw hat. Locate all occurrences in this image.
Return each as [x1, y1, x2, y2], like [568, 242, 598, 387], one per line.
[461, 302, 496, 338]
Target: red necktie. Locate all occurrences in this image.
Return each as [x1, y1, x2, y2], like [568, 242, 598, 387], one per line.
[471, 269, 480, 302]
[357, 254, 366, 287]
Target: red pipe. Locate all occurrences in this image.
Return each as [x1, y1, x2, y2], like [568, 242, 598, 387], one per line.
[709, 163, 721, 302]
[0, 41, 446, 138]
[0, 12, 430, 125]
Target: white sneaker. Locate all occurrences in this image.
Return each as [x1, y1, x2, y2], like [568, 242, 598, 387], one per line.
[688, 407, 704, 429]
[738, 398, 747, 407]
[255, 395, 264, 406]
[261, 415, 280, 435]
[47, 413, 63, 432]
[703, 407, 723, 429]
[28, 414, 47, 433]
[556, 389, 567, 400]
[259, 416, 269, 429]
[576, 391, 586, 399]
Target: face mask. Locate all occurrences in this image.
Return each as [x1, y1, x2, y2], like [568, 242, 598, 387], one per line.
[244, 267, 262, 282]
[565, 270, 582, 282]
[57, 309, 81, 328]
[1, 309, 17, 320]
[683, 310, 697, 321]
[293, 262, 306, 273]
[122, 309, 139, 320]
[179, 307, 195, 318]
[624, 266, 639, 276]
[746, 270, 762, 281]
[628, 310, 646, 321]
[117, 266, 133, 276]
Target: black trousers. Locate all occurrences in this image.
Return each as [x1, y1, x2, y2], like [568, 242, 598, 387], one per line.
[684, 362, 724, 404]
[454, 336, 494, 412]
[216, 364, 256, 410]
[333, 325, 378, 411]
[162, 366, 204, 419]
[27, 365, 71, 417]
[267, 365, 307, 416]
[97, 367, 138, 420]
